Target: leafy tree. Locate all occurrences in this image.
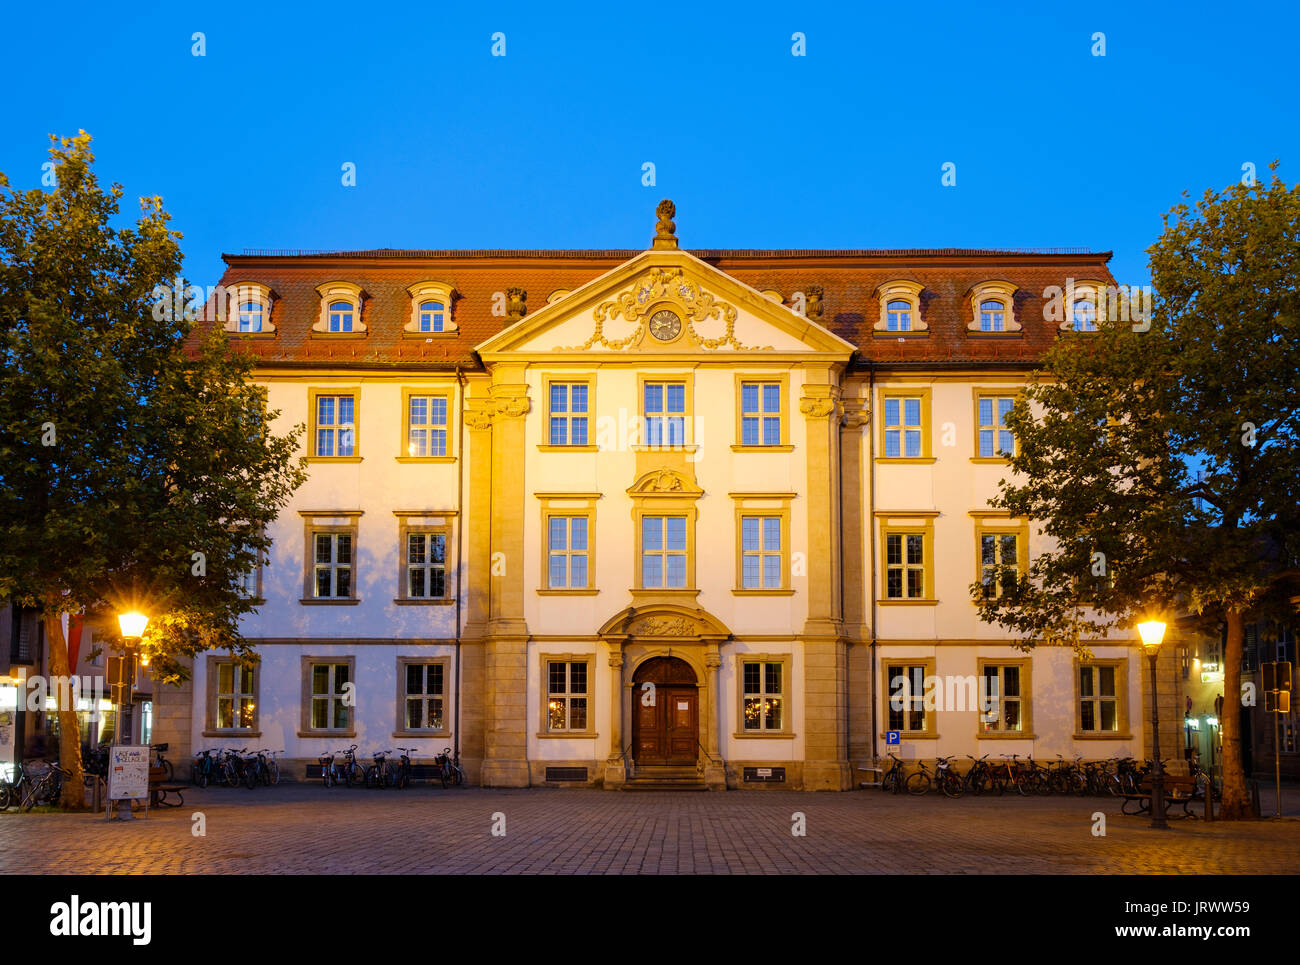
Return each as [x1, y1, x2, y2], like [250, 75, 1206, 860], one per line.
[973, 164, 1299, 820]
[0, 133, 306, 807]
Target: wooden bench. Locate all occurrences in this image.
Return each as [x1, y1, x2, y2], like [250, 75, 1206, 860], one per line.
[1118, 776, 1202, 819]
[148, 765, 186, 808]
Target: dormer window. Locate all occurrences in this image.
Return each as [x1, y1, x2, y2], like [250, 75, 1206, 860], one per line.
[966, 281, 1021, 334]
[405, 281, 457, 336]
[418, 301, 445, 332]
[873, 281, 926, 333]
[238, 302, 264, 333]
[886, 300, 912, 331]
[1056, 280, 1109, 333]
[313, 282, 366, 335]
[979, 300, 1007, 332]
[329, 301, 355, 332]
[1072, 299, 1097, 332]
[222, 282, 275, 336]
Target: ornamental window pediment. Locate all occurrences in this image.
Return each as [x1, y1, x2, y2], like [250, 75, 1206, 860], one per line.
[313, 281, 366, 334]
[405, 281, 457, 335]
[966, 280, 1021, 333]
[222, 281, 276, 335]
[873, 280, 926, 332]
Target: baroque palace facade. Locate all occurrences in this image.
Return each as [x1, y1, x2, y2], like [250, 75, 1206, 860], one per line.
[153, 203, 1171, 789]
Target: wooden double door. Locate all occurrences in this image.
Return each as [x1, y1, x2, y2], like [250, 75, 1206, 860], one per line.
[632, 657, 699, 766]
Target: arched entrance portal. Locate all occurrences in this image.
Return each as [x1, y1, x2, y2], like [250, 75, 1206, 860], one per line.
[631, 657, 699, 766]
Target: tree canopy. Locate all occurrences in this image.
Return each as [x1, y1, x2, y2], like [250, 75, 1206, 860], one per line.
[973, 164, 1300, 818]
[0, 132, 306, 805]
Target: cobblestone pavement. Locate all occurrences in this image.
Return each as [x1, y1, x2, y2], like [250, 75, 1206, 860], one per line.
[3, 784, 1298, 874]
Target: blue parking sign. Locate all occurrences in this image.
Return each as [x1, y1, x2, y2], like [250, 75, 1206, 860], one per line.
[885, 730, 901, 747]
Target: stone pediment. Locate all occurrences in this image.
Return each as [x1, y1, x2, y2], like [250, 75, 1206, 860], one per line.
[626, 468, 703, 498]
[475, 248, 856, 361]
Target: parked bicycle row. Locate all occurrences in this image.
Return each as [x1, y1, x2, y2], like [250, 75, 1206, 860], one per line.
[192, 747, 282, 789]
[0, 760, 71, 812]
[317, 745, 466, 789]
[875, 753, 1221, 799]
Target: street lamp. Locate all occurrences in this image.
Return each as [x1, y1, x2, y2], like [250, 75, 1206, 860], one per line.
[114, 612, 149, 745]
[1137, 619, 1168, 829]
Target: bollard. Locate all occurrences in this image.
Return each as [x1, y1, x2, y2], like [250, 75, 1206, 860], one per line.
[1250, 779, 1261, 818]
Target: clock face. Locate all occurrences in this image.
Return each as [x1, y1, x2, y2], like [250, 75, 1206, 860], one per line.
[649, 309, 682, 342]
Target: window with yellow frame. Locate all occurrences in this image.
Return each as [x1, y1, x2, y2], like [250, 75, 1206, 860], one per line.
[733, 374, 790, 449]
[876, 387, 932, 461]
[971, 515, 1029, 602]
[307, 388, 360, 461]
[972, 389, 1019, 461]
[875, 513, 937, 604]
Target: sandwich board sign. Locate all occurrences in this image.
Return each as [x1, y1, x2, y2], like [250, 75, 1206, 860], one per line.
[107, 745, 149, 819]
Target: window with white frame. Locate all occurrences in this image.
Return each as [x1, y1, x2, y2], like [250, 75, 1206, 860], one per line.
[885, 532, 926, 599]
[547, 516, 589, 589]
[741, 660, 784, 731]
[328, 301, 355, 332]
[406, 532, 446, 598]
[418, 301, 446, 332]
[977, 395, 1015, 458]
[407, 394, 448, 458]
[546, 660, 588, 731]
[740, 516, 782, 590]
[548, 382, 590, 446]
[236, 544, 260, 599]
[403, 662, 445, 731]
[643, 381, 686, 446]
[215, 663, 256, 730]
[980, 300, 1007, 332]
[887, 664, 927, 732]
[313, 532, 353, 598]
[309, 663, 351, 730]
[883, 396, 923, 458]
[641, 515, 687, 588]
[886, 299, 912, 332]
[739, 381, 781, 446]
[237, 302, 264, 333]
[1072, 299, 1098, 332]
[980, 664, 1023, 733]
[314, 394, 355, 457]
[979, 531, 1021, 599]
[1079, 664, 1119, 732]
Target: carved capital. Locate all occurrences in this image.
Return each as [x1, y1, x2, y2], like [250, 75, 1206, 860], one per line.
[799, 397, 839, 420]
[840, 399, 870, 429]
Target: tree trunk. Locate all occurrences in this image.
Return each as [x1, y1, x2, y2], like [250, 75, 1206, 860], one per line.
[1218, 607, 1251, 819]
[43, 612, 87, 810]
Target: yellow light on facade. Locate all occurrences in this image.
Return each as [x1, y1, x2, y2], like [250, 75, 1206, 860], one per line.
[1136, 620, 1166, 654]
[118, 611, 149, 639]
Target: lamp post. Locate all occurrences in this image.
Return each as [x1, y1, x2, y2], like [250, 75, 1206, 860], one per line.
[115, 612, 149, 745]
[1137, 619, 1168, 829]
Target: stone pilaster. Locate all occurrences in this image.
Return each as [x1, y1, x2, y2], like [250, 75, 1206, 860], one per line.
[479, 374, 531, 787]
[603, 648, 626, 788]
[703, 643, 726, 790]
[457, 382, 494, 783]
[799, 373, 850, 789]
[839, 394, 874, 770]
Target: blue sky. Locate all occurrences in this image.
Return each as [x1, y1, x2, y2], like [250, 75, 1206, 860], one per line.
[2, 1, 1296, 288]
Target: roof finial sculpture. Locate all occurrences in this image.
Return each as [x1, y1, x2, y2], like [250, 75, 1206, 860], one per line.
[652, 199, 678, 250]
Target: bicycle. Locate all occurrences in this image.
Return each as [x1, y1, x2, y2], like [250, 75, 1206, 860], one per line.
[319, 750, 339, 788]
[880, 753, 907, 794]
[263, 750, 281, 786]
[392, 748, 414, 790]
[150, 743, 174, 783]
[434, 747, 465, 788]
[337, 745, 365, 787]
[365, 749, 395, 789]
[905, 759, 933, 795]
[934, 755, 965, 798]
[0, 761, 34, 811]
[963, 754, 997, 795]
[20, 762, 70, 812]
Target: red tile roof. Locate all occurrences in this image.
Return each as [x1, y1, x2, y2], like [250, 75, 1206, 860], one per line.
[195, 248, 1118, 370]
